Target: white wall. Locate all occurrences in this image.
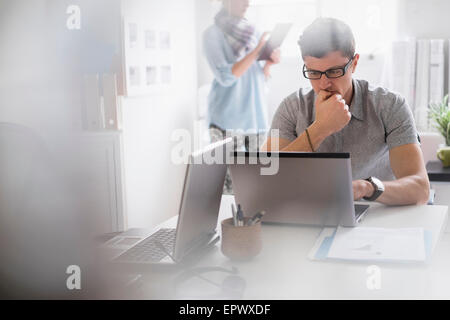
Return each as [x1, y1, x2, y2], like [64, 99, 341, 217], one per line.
[0, 0, 122, 135]
[121, 0, 198, 228]
[0, 0, 75, 134]
[196, 0, 222, 89]
[398, 0, 450, 39]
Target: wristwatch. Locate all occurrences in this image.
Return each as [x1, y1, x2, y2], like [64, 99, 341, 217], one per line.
[363, 177, 385, 201]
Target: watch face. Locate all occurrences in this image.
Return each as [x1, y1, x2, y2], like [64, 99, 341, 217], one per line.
[371, 177, 385, 192]
[364, 177, 384, 201]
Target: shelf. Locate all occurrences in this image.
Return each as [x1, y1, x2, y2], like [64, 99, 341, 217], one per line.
[427, 161, 450, 182]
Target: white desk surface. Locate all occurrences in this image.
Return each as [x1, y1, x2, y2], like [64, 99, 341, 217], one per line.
[430, 181, 450, 232]
[123, 195, 450, 300]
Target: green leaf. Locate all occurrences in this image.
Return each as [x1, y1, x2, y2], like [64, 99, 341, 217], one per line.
[428, 94, 450, 143]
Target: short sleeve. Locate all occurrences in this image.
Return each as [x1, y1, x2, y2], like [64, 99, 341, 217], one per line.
[269, 96, 299, 142]
[381, 94, 419, 149]
[203, 29, 237, 87]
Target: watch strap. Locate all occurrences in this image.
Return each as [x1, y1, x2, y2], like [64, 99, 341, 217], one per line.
[363, 177, 384, 201]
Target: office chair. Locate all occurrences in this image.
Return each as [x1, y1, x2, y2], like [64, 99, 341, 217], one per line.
[0, 123, 85, 298]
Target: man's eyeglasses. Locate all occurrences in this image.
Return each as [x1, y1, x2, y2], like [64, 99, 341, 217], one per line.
[302, 55, 355, 80]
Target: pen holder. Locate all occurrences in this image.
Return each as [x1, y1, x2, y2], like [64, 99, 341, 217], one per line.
[221, 218, 262, 260]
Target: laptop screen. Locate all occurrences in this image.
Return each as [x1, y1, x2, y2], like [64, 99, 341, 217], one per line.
[172, 139, 231, 261]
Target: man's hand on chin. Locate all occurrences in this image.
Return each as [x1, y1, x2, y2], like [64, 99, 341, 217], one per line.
[352, 180, 375, 201]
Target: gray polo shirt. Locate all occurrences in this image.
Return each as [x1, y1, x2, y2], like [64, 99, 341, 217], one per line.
[270, 79, 419, 181]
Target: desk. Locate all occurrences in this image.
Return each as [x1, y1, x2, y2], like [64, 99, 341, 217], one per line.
[108, 196, 450, 299]
[427, 161, 450, 232]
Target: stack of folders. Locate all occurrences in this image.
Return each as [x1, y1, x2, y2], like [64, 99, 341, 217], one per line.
[84, 73, 121, 131]
[390, 39, 446, 132]
[308, 226, 432, 264]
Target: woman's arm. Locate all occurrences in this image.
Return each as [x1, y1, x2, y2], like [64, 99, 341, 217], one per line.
[231, 32, 268, 78]
[263, 48, 281, 79]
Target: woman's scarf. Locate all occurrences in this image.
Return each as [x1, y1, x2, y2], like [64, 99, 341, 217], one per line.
[214, 7, 258, 59]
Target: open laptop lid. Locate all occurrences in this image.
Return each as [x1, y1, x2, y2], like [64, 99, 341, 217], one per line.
[172, 138, 232, 261]
[229, 152, 357, 227]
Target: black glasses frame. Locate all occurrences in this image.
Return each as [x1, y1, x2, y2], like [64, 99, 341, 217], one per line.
[302, 55, 356, 80]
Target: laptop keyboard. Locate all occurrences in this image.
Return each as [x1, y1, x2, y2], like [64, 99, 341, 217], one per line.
[355, 204, 370, 220]
[114, 228, 176, 263]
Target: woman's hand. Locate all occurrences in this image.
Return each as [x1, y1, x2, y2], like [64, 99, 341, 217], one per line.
[232, 32, 270, 78]
[263, 48, 281, 79]
[269, 48, 281, 64]
[254, 32, 270, 54]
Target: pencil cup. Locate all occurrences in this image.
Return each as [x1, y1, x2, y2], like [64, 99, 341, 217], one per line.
[221, 218, 262, 260]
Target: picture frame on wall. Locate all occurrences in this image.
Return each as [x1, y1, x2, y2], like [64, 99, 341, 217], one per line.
[128, 23, 138, 49]
[122, 17, 173, 96]
[146, 66, 157, 85]
[145, 30, 156, 49]
[159, 31, 171, 50]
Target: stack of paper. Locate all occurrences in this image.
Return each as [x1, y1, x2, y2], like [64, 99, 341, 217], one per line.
[309, 226, 430, 263]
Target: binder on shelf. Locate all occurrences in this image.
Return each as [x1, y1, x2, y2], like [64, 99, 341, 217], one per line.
[391, 39, 416, 111]
[414, 39, 431, 131]
[448, 39, 450, 101]
[84, 74, 104, 130]
[103, 73, 120, 130]
[429, 39, 445, 105]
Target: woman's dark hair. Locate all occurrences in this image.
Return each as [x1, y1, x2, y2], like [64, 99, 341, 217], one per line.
[298, 17, 355, 59]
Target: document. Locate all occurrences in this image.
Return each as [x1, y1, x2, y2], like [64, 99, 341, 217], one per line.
[327, 226, 426, 262]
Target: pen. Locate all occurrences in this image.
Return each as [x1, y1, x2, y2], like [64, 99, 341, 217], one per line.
[247, 211, 265, 226]
[237, 204, 244, 226]
[231, 203, 238, 226]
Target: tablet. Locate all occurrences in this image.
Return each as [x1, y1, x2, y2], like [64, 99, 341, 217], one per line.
[257, 23, 293, 61]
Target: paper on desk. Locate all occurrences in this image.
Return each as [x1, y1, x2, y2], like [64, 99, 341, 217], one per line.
[327, 226, 426, 262]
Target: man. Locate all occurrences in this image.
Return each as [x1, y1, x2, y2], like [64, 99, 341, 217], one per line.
[262, 17, 430, 205]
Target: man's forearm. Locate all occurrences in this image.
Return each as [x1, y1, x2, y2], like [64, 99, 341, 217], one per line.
[376, 175, 430, 205]
[281, 122, 329, 152]
[354, 175, 429, 205]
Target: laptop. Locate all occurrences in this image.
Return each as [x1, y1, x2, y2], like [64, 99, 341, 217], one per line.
[229, 152, 369, 227]
[108, 138, 232, 265]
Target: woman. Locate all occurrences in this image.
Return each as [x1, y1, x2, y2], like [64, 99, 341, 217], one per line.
[203, 0, 280, 192]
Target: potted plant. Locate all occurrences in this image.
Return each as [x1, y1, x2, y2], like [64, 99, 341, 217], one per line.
[429, 94, 450, 167]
